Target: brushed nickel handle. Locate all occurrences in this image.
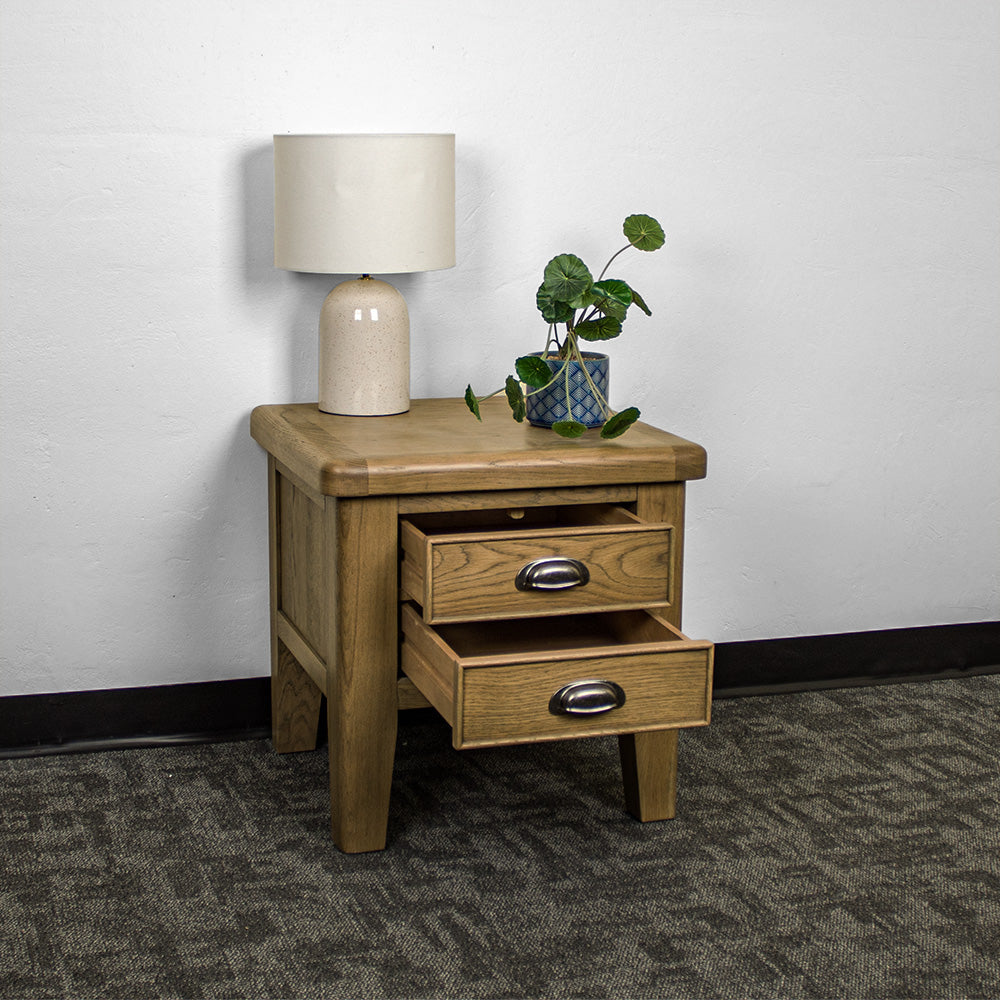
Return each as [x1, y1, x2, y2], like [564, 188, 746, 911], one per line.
[549, 679, 626, 716]
[515, 556, 590, 592]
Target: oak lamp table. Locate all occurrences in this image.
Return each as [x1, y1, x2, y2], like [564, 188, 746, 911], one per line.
[250, 397, 713, 853]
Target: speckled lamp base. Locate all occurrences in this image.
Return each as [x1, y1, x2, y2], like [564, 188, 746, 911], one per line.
[318, 276, 410, 415]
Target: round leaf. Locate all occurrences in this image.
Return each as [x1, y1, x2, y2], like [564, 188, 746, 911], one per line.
[542, 254, 593, 305]
[623, 214, 665, 252]
[591, 279, 633, 321]
[552, 420, 587, 438]
[464, 385, 481, 421]
[575, 317, 622, 342]
[600, 406, 641, 439]
[504, 375, 526, 422]
[536, 283, 575, 324]
[516, 354, 558, 389]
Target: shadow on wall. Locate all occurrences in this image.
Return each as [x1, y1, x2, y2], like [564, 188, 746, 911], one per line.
[241, 141, 323, 402]
[242, 141, 277, 292]
[241, 138, 438, 405]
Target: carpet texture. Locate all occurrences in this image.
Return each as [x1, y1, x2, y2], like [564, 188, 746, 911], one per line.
[2, 675, 998, 999]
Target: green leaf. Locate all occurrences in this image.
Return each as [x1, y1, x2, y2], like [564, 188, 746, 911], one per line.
[464, 385, 481, 421]
[591, 279, 633, 321]
[630, 286, 652, 316]
[536, 283, 575, 324]
[515, 354, 557, 389]
[600, 406, 641, 439]
[623, 214, 665, 252]
[576, 316, 622, 341]
[504, 375, 526, 422]
[552, 420, 587, 438]
[542, 254, 593, 306]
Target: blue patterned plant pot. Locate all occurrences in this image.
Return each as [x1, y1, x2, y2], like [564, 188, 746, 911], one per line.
[525, 352, 610, 428]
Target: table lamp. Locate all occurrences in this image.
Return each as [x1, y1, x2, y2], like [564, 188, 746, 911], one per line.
[273, 133, 455, 415]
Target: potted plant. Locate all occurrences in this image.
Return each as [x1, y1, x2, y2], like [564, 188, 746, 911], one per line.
[465, 213, 665, 439]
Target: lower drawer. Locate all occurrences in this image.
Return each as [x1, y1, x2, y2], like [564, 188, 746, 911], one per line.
[401, 603, 713, 749]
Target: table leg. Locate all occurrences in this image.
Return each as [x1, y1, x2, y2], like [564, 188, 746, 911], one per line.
[325, 495, 399, 853]
[271, 638, 322, 753]
[620, 482, 685, 821]
[619, 730, 678, 821]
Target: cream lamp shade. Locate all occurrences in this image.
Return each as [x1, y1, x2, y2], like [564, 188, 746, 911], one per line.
[273, 133, 456, 415]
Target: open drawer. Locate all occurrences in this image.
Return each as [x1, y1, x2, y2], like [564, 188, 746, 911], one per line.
[400, 504, 673, 624]
[401, 603, 713, 750]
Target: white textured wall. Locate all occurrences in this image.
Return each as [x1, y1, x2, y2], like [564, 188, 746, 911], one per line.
[1, 0, 997, 696]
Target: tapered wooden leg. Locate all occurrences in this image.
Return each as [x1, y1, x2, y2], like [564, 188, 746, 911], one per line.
[622, 483, 686, 822]
[271, 638, 323, 753]
[326, 496, 399, 853]
[619, 730, 678, 821]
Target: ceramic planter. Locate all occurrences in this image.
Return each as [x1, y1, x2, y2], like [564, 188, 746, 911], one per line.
[525, 352, 610, 428]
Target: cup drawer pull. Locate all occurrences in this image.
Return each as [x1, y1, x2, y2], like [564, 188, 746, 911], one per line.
[548, 679, 626, 717]
[514, 556, 590, 592]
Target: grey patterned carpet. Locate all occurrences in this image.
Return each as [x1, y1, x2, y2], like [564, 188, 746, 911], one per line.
[2, 675, 998, 1000]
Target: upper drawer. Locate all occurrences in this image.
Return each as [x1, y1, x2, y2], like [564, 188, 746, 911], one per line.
[400, 504, 673, 623]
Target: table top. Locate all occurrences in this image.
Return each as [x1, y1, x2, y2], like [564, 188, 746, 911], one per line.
[250, 398, 707, 498]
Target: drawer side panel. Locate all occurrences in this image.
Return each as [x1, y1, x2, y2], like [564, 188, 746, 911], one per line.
[401, 643, 456, 728]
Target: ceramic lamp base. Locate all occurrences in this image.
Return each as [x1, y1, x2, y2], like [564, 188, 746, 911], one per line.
[318, 276, 410, 415]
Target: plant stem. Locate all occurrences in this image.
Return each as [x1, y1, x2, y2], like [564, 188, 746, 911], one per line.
[524, 363, 567, 397]
[568, 333, 610, 420]
[563, 347, 573, 414]
[596, 243, 631, 282]
[543, 324, 562, 356]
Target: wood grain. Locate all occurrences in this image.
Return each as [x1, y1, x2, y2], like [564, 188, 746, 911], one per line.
[278, 473, 328, 656]
[459, 653, 711, 749]
[396, 676, 432, 711]
[268, 456, 322, 753]
[400, 643, 455, 726]
[251, 398, 707, 498]
[636, 483, 686, 627]
[271, 637, 323, 753]
[401, 506, 672, 623]
[619, 730, 679, 821]
[275, 612, 325, 692]
[325, 495, 400, 853]
[252, 399, 712, 847]
[398, 485, 637, 514]
[619, 483, 691, 817]
[401, 605, 712, 750]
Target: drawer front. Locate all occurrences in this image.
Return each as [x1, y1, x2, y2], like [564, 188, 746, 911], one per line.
[457, 651, 712, 748]
[400, 605, 713, 750]
[401, 507, 672, 623]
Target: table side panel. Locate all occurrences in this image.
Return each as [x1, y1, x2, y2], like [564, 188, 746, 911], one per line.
[277, 471, 330, 660]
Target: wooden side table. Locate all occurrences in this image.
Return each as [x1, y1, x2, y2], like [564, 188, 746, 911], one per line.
[250, 397, 712, 852]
